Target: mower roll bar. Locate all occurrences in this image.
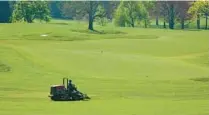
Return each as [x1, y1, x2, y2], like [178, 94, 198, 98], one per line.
[63, 77, 69, 89]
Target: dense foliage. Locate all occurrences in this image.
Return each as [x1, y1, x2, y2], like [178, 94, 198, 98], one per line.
[114, 1, 148, 27]
[11, 1, 51, 23]
[188, 1, 209, 29]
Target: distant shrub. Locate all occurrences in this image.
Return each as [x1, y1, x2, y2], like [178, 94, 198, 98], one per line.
[95, 17, 109, 26]
[0, 63, 11, 72]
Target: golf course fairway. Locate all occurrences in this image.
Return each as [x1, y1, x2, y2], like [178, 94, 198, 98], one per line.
[0, 23, 208, 115]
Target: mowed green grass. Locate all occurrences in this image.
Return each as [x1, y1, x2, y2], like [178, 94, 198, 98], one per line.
[0, 21, 209, 115]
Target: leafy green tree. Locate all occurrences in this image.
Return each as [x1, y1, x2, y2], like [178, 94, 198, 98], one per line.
[35, 2, 51, 22]
[188, 1, 209, 29]
[62, 1, 106, 30]
[114, 2, 126, 27]
[86, 1, 106, 30]
[188, 1, 202, 29]
[95, 5, 109, 26]
[142, 1, 154, 28]
[201, 1, 209, 29]
[123, 1, 140, 27]
[114, 1, 148, 28]
[11, 1, 51, 23]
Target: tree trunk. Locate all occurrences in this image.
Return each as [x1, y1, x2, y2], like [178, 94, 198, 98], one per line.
[163, 15, 166, 28]
[169, 4, 174, 29]
[88, 1, 94, 30]
[206, 14, 208, 30]
[26, 18, 33, 23]
[145, 20, 147, 28]
[163, 21, 166, 28]
[156, 15, 159, 26]
[197, 14, 200, 29]
[88, 15, 93, 30]
[181, 17, 184, 29]
[131, 17, 134, 27]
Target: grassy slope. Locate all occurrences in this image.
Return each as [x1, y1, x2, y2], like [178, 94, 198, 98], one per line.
[0, 21, 209, 115]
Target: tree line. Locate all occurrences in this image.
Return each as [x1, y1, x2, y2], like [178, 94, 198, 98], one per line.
[0, 1, 208, 30]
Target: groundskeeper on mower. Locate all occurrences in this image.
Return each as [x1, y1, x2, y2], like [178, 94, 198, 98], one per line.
[48, 77, 90, 101]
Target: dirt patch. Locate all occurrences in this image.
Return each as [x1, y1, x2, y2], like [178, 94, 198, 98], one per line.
[0, 63, 11, 72]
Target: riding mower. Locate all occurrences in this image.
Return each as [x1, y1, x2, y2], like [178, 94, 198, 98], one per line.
[48, 78, 90, 101]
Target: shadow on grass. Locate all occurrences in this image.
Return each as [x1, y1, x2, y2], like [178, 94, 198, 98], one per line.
[49, 22, 69, 25]
[149, 24, 207, 31]
[0, 63, 11, 72]
[174, 29, 204, 31]
[71, 29, 127, 35]
[190, 77, 209, 82]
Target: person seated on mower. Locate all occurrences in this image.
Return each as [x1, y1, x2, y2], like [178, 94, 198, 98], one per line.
[68, 80, 77, 92]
